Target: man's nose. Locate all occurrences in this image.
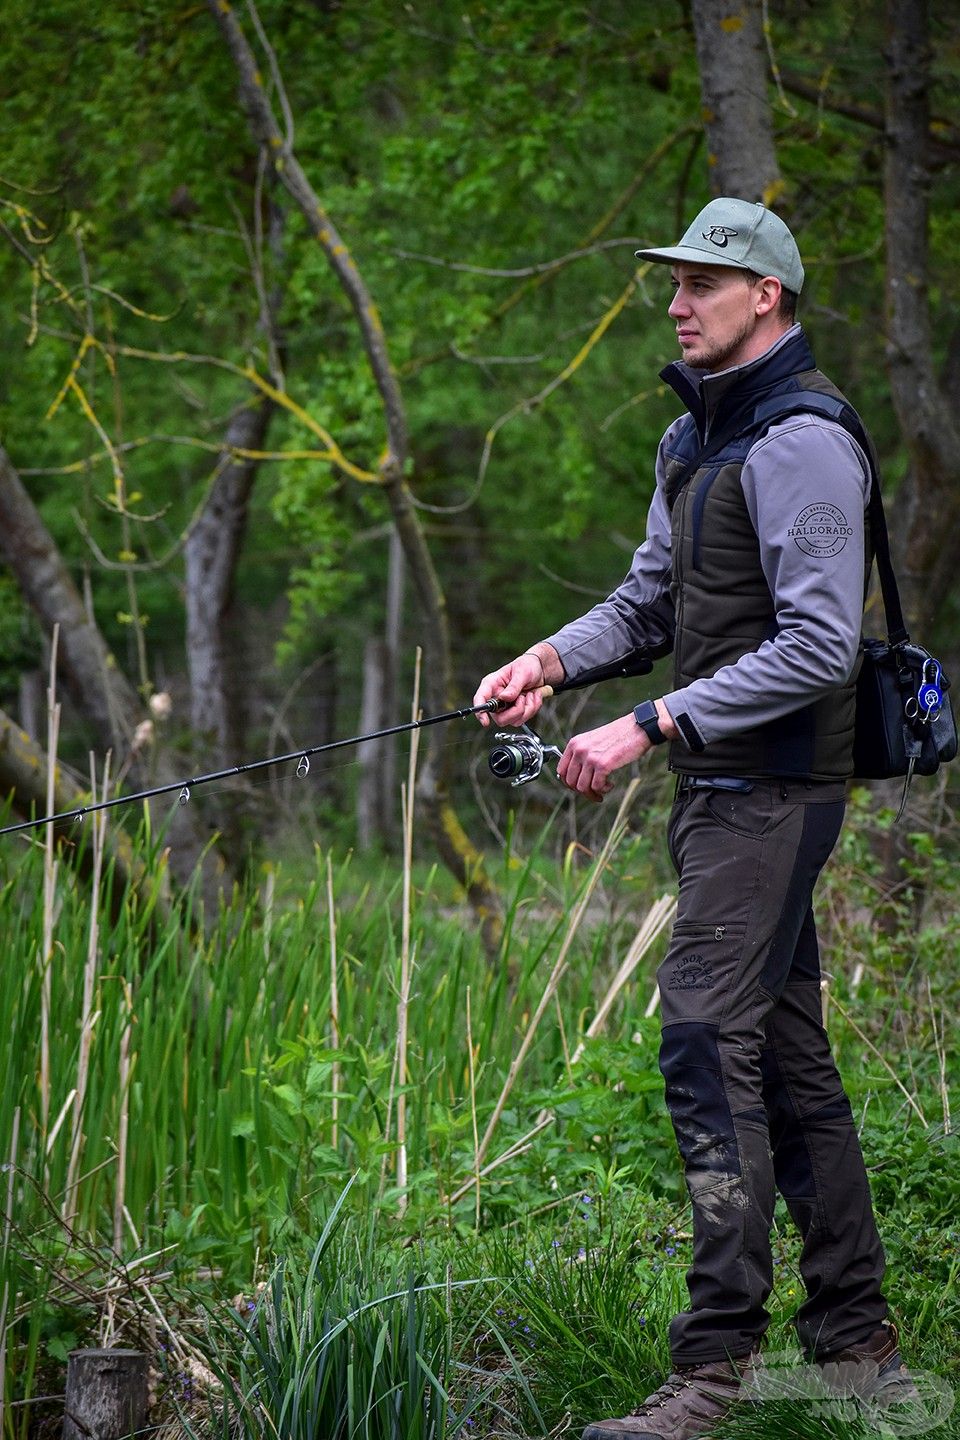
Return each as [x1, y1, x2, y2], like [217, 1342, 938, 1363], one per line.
[668, 289, 689, 319]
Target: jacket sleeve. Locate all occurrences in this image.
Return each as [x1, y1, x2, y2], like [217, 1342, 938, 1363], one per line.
[540, 422, 681, 680]
[661, 414, 870, 749]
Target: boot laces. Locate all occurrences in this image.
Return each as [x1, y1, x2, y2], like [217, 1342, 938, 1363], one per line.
[629, 1373, 699, 1415]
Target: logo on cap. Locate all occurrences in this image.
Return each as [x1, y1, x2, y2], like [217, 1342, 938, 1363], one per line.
[702, 225, 739, 248]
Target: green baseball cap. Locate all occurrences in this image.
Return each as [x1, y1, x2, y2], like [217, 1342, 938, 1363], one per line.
[635, 197, 804, 293]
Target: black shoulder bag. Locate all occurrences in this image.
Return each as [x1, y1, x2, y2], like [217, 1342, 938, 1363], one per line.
[851, 465, 957, 804]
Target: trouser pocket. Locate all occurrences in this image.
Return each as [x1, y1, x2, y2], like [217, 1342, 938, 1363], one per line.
[658, 921, 745, 1026]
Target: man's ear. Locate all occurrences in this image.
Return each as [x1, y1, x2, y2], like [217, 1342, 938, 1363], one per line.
[754, 275, 783, 317]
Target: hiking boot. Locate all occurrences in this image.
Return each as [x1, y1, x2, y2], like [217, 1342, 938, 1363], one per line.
[815, 1321, 920, 1406]
[581, 1353, 759, 1439]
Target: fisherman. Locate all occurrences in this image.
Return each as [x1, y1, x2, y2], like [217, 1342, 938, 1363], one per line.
[474, 197, 915, 1440]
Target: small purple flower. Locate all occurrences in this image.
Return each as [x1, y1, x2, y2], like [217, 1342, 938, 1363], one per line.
[577, 1247, 586, 1259]
[581, 1194, 592, 1204]
[666, 1245, 676, 1256]
[552, 1239, 562, 1248]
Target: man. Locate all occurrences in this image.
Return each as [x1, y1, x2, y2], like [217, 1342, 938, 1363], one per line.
[474, 198, 914, 1440]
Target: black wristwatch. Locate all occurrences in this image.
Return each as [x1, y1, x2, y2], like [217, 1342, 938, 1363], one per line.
[634, 699, 668, 746]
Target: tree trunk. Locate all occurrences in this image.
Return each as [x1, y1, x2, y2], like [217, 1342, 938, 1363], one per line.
[883, 0, 960, 634]
[184, 396, 274, 761]
[0, 446, 141, 747]
[208, 0, 503, 945]
[689, 0, 782, 205]
[0, 706, 158, 913]
[0, 444, 221, 891]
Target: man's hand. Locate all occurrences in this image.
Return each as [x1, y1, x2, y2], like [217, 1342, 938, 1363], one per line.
[473, 645, 561, 729]
[557, 714, 652, 800]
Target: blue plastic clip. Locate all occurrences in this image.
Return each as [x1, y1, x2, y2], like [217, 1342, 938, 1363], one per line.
[917, 658, 944, 720]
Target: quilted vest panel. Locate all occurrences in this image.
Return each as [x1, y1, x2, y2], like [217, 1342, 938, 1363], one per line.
[666, 365, 868, 779]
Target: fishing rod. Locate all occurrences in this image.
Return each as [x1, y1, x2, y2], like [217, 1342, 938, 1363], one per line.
[0, 651, 656, 838]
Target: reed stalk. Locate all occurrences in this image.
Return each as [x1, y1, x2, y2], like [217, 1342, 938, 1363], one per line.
[448, 1113, 555, 1206]
[64, 752, 111, 1229]
[472, 778, 642, 1178]
[326, 852, 340, 1151]
[466, 985, 480, 1228]
[0, 1107, 20, 1439]
[39, 627, 62, 1155]
[571, 892, 676, 1065]
[927, 976, 951, 1134]
[113, 979, 134, 1256]
[831, 992, 928, 1126]
[395, 650, 422, 1214]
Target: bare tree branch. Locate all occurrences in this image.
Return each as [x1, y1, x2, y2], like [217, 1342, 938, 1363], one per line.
[780, 66, 960, 168]
[390, 236, 645, 279]
[401, 123, 697, 376]
[206, 0, 408, 471]
[415, 267, 646, 516]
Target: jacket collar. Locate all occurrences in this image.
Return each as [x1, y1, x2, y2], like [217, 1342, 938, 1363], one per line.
[660, 325, 815, 439]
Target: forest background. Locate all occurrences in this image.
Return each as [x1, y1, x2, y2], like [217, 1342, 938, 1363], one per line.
[1, 2, 959, 1438]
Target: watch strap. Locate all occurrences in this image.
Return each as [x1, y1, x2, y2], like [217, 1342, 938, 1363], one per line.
[634, 699, 667, 746]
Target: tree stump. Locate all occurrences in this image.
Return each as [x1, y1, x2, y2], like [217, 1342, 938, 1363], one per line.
[63, 1349, 148, 1440]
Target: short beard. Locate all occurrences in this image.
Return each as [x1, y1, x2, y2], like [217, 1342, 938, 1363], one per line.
[685, 314, 757, 372]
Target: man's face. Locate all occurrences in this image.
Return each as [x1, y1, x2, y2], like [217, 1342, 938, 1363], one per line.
[667, 262, 764, 371]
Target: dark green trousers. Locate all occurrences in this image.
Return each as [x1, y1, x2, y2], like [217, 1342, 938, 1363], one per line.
[659, 778, 888, 1365]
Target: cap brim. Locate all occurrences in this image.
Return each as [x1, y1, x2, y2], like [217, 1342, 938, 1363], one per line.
[634, 243, 751, 269]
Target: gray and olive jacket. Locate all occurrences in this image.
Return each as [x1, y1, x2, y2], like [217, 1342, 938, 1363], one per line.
[543, 326, 873, 780]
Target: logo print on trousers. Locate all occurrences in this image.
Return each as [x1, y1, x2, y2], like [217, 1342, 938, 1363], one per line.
[668, 955, 716, 990]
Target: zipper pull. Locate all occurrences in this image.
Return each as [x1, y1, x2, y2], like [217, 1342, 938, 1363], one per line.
[715, 925, 726, 941]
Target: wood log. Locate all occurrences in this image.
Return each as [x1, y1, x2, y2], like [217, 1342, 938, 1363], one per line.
[63, 1349, 148, 1440]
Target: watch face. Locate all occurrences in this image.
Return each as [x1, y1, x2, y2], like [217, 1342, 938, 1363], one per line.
[635, 701, 666, 744]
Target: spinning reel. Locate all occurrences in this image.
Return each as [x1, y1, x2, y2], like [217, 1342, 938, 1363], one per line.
[488, 726, 562, 787]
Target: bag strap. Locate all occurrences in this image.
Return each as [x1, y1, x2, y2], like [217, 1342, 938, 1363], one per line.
[748, 391, 910, 646]
[664, 400, 776, 509]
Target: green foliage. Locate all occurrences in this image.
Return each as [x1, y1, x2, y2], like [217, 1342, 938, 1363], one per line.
[3, 0, 959, 757]
[183, 1182, 491, 1440]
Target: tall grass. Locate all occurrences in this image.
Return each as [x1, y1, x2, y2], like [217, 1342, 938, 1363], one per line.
[0, 790, 674, 1428]
[182, 1179, 504, 1440]
[2, 780, 959, 1438]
